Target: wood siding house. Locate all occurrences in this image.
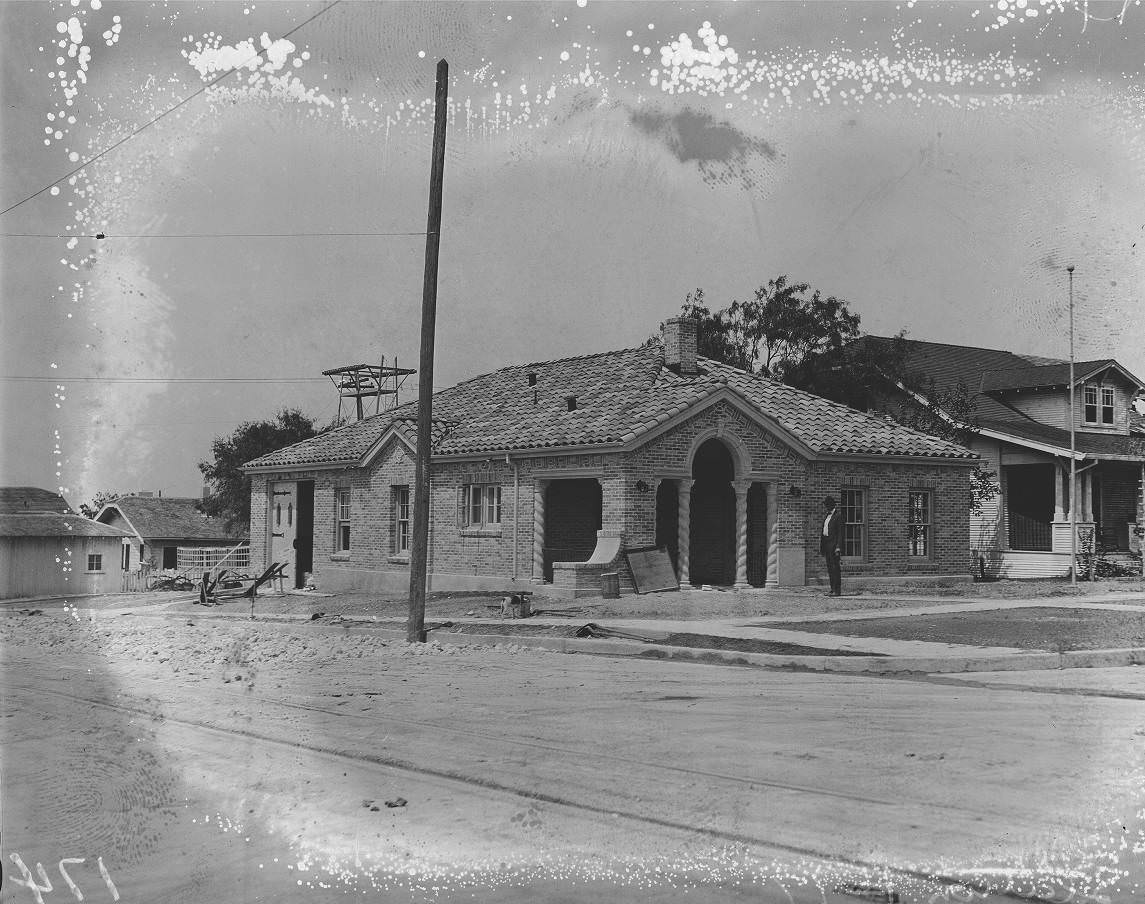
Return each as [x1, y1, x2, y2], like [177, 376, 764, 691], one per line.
[242, 320, 979, 596]
[0, 509, 131, 599]
[861, 337, 1145, 578]
[95, 494, 246, 573]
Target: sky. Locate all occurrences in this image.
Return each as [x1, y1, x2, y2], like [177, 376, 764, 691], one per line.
[2, 0, 1144, 509]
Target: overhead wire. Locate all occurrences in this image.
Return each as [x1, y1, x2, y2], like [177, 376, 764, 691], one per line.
[0, 0, 342, 219]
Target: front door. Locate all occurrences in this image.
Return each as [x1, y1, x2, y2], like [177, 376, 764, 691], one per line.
[269, 481, 297, 578]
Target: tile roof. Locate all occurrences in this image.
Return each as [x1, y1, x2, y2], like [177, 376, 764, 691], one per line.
[0, 486, 75, 514]
[245, 344, 976, 470]
[0, 513, 133, 538]
[97, 496, 243, 541]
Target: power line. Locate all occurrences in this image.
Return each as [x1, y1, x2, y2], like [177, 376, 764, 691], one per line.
[1, 231, 430, 238]
[0, 0, 342, 219]
[1, 376, 330, 384]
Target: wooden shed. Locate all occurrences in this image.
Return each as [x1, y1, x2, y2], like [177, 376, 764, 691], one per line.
[0, 513, 132, 600]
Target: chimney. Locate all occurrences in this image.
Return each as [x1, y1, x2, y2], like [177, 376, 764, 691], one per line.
[662, 316, 699, 375]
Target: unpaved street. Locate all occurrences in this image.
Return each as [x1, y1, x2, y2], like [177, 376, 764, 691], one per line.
[2, 607, 1143, 903]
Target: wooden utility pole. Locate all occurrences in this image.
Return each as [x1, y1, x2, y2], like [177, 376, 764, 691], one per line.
[408, 59, 449, 643]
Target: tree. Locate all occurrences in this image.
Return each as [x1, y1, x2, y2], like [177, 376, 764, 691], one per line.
[198, 408, 324, 531]
[79, 489, 120, 519]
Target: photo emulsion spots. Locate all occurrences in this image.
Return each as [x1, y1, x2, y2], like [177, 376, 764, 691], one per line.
[2, 2, 1145, 902]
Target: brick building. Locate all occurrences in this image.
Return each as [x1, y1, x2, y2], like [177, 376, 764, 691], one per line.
[243, 320, 978, 596]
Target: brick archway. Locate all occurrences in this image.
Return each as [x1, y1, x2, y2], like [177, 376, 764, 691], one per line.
[689, 438, 736, 585]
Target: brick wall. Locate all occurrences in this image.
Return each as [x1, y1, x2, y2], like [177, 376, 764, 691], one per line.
[248, 399, 974, 592]
[804, 459, 972, 582]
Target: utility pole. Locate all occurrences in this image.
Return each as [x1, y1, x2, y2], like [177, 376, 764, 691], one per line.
[408, 59, 449, 643]
[1068, 264, 1076, 586]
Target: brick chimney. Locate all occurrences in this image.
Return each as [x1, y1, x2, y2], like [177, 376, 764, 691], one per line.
[662, 316, 699, 375]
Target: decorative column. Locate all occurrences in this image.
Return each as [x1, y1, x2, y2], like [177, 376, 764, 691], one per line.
[1053, 464, 1065, 521]
[1081, 471, 1092, 523]
[733, 480, 750, 589]
[676, 478, 693, 586]
[764, 482, 779, 587]
[531, 479, 547, 583]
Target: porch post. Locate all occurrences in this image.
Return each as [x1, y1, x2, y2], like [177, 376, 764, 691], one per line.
[1081, 471, 1092, 523]
[1053, 463, 1065, 521]
[677, 478, 693, 586]
[765, 481, 779, 587]
[531, 479, 547, 583]
[733, 480, 750, 590]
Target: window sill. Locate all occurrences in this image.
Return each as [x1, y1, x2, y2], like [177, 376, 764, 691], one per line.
[461, 527, 503, 538]
[329, 553, 350, 562]
[388, 555, 410, 565]
[85, 571, 104, 575]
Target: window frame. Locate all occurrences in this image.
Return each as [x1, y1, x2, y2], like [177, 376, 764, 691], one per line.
[86, 552, 103, 573]
[393, 486, 411, 557]
[839, 488, 866, 560]
[908, 490, 932, 558]
[1100, 386, 1115, 425]
[462, 484, 502, 532]
[335, 488, 351, 553]
[1083, 384, 1099, 424]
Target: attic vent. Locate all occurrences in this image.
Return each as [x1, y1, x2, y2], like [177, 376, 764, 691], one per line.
[527, 372, 537, 386]
[566, 396, 577, 411]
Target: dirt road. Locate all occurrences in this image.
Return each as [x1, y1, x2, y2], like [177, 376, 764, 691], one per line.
[2, 608, 1141, 902]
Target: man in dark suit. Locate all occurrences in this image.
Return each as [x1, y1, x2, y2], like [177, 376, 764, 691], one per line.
[820, 496, 842, 596]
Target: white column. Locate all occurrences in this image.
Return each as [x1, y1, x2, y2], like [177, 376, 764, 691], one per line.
[531, 479, 547, 583]
[1081, 471, 1092, 523]
[733, 480, 750, 589]
[764, 482, 779, 587]
[1053, 464, 1065, 522]
[677, 479, 693, 586]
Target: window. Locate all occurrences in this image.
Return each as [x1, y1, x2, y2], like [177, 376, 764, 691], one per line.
[463, 484, 501, 529]
[336, 489, 351, 552]
[1084, 384, 1098, 424]
[840, 489, 865, 558]
[121, 543, 131, 571]
[86, 553, 102, 572]
[908, 491, 931, 557]
[394, 486, 410, 555]
[1101, 387, 1115, 425]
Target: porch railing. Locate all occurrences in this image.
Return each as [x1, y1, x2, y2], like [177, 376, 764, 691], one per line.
[1009, 512, 1052, 551]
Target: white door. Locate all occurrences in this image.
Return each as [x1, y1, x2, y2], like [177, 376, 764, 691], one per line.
[269, 482, 297, 577]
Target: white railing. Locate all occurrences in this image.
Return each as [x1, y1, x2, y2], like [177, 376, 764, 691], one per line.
[177, 542, 251, 579]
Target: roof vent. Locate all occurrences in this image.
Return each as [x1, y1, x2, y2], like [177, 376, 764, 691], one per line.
[527, 372, 537, 386]
[566, 396, 577, 411]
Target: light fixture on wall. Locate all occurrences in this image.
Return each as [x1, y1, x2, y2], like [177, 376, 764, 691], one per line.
[635, 479, 651, 493]
[789, 485, 802, 498]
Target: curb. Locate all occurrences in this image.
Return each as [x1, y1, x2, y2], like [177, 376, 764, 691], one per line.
[112, 610, 1145, 675]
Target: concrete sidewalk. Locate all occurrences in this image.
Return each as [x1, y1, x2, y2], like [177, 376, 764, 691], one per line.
[89, 594, 1145, 676]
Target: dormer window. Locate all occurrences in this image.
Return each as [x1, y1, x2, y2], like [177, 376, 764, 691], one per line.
[1101, 387, 1115, 425]
[1084, 384, 1116, 425]
[1083, 385, 1098, 424]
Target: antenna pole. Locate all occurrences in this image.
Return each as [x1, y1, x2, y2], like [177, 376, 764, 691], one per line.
[408, 59, 449, 643]
[1068, 264, 1077, 585]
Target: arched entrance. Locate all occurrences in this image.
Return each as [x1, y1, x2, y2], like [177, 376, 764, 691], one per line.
[689, 438, 736, 585]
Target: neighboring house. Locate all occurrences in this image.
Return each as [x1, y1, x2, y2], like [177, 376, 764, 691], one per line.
[0, 486, 75, 515]
[94, 494, 246, 573]
[242, 319, 978, 596]
[0, 511, 131, 599]
[861, 336, 1145, 578]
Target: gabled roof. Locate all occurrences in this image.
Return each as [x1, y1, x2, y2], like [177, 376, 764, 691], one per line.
[245, 344, 976, 471]
[0, 513, 132, 538]
[96, 496, 242, 542]
[979, 359, 1142, 393]
[861, 336, 1145, 461]
[0, 487, 75, 514]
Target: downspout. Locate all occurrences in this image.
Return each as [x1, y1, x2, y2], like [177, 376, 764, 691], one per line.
[507, 454, 519, 580]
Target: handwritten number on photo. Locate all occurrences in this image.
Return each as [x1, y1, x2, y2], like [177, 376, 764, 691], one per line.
[7, 853, 118, 902]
